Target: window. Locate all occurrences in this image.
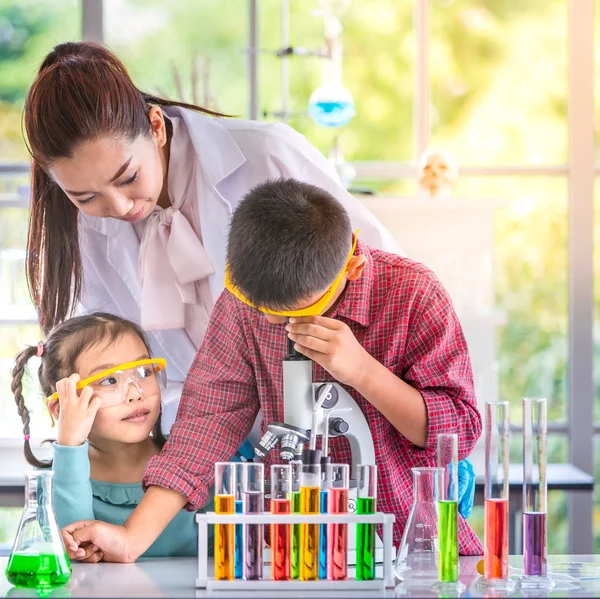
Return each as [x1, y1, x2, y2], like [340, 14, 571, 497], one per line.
[0, 1, 81, 440]
[104, 0, 249, 116]
[0, 0, 82, 546]
[0, 0, 596, 555]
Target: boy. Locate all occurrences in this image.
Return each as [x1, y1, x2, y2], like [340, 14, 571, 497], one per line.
[65, 178, 482, 560]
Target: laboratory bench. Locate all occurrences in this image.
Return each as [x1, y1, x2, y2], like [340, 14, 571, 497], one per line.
[1, 555, 600, 598]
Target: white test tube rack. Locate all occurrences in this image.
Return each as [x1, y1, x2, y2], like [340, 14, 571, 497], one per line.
[196, 511, 396, 591]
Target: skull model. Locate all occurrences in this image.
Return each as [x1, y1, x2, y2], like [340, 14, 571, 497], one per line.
[417, 150, 458, 197]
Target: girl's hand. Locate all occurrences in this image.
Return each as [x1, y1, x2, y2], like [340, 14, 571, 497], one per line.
[63, 520, 135, 563]
[55, 374, 103, 447]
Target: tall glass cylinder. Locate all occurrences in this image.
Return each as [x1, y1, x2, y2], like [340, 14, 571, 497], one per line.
[270, 464, 292, 581]
[242, 463, 264, 581]
[356, 464, 377, 581]
[327, 464, 349, 581]
[437, 434, 459, 583]
[290, 460, 302, 579]
[484, 401, 510, 581]
[300, 450, 321, 581]
[233, 462, 245, 579]
[214, 462, 235, 581]
[523, 397, 547, 577]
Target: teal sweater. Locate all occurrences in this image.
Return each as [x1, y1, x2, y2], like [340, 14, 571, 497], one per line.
[51, 440, 253, 558]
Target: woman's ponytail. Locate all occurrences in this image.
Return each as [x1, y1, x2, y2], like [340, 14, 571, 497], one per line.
[27, 162, 81, 334]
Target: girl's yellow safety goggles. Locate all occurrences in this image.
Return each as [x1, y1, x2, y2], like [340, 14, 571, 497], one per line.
[44, 358, 167, 427]
[224, 230, 359, 317]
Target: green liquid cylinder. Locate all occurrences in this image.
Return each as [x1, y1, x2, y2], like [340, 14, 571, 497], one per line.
[356, 496, 376, 581]
[6, 553, 72, 588]
[438, 500, 459, 582]
[291, 491, 301, 579]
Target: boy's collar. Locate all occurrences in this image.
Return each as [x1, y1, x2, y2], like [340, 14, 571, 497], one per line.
[326, 240, 373, 327]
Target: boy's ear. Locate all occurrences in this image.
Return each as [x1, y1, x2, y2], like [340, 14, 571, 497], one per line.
[347, 255, 366, 281]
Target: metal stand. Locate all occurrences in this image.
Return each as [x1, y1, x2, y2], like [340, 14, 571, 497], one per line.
[196, 511, 395, 591]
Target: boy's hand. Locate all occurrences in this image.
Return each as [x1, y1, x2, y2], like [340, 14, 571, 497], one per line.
[61, 529, 103, 563]
[55, 374, 102, 447]
[286, 316, 374, 388]
[62, 520, 136, 563]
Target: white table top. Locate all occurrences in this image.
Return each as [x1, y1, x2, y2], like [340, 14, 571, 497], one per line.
[1, 555, 599, 598]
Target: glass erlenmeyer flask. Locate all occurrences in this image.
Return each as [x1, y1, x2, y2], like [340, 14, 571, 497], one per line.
[5, 471, 71, 589]
[395, 467, 442, 589]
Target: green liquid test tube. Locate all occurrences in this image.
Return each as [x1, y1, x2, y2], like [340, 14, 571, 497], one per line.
[356, 464, 377, 581]
[290, 461, 302, 579]
[437, 434, 459, 583]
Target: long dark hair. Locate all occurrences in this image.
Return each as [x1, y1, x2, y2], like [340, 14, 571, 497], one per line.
[11, 312, 168, 468]
[24, 41, 228, 333]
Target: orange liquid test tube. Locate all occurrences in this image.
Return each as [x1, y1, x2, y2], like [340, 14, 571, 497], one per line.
[214, 462, 235, 580]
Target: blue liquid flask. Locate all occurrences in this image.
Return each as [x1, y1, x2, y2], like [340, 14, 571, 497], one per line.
[308, 85, 355, 128]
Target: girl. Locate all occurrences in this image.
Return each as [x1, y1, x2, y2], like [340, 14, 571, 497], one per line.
[23, 41, 401, 434]
[12, 312, 250, 560]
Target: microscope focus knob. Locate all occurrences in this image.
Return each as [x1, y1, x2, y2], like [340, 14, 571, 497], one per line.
[329, 417, 349, 436]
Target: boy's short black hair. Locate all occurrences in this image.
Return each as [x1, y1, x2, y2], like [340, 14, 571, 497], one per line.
[227, 178, 353, 310]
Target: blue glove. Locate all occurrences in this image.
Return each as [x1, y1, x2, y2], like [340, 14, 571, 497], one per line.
[456, 458, 475, 519]
[233, 439, 256, 462]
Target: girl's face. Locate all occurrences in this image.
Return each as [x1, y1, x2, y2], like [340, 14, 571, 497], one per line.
[48, 106, 168, 223]
[73, 332, 161, 446]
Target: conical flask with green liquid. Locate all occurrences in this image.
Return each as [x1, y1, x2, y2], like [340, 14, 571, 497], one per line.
[5, 471, 71, 589]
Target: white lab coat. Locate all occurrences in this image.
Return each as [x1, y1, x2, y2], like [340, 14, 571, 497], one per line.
[78, 106, 403, 432]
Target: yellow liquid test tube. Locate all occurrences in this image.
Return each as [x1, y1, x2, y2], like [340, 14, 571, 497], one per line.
[214, 463, 236, 581]
[299, 450, 321, 581]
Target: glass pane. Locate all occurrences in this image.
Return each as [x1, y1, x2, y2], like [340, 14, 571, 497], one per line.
[0, 0, 82, 160]
[0, 184, 44, 439]
[429, 0, 568, 166]
[594, 0, 600, 161]
[595, 184, 600, 423]
[259, 0, 414, 161]
[0, 508, 21, 546]
[104, 0, 248, 116]
[360, 177, 568, 437]
[594, 435, 600, 551]
[454, 178, 568, 424]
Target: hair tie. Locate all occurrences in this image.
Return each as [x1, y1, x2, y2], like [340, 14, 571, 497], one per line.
[24, 434, 30, 441]
[36, 341, 44, 358]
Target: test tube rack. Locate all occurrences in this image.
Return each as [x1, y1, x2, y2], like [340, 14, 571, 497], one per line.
[196, 511, 395, 591]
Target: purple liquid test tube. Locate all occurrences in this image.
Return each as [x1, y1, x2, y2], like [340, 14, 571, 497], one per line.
[242, 463, 264, 580]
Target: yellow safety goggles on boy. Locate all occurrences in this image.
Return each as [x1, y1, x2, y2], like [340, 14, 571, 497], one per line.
[224, 230, 359, 317]
[44, 358, 167, 426]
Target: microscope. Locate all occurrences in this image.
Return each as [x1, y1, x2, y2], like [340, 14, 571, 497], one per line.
[254, 338, 385, 564]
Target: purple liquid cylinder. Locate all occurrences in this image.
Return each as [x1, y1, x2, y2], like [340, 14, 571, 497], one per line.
[243, 491, 264, 580]
[522, 397, 548, 579]
[523, 512, 546, 576]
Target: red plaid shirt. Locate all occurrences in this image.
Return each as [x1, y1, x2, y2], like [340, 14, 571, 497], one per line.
[144, 241, 483, 555]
